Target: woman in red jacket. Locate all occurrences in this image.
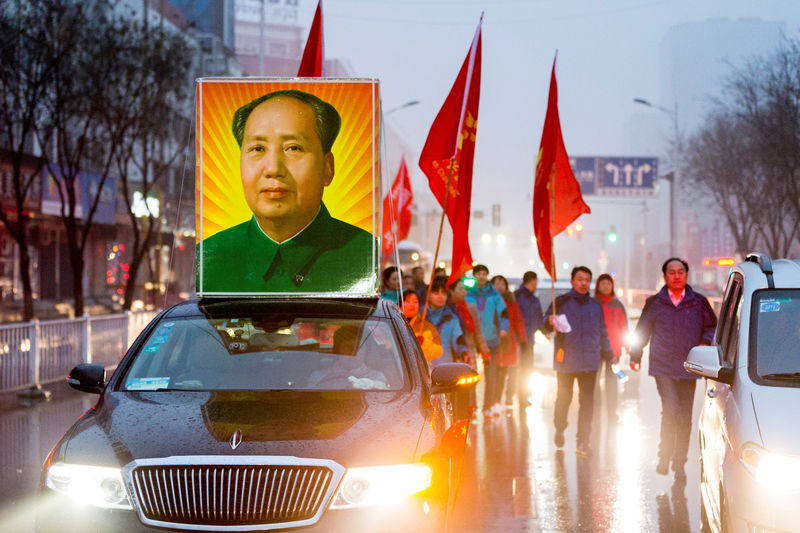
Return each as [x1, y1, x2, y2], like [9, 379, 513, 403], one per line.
[491, 275, 528, 414]
[594, 273, 629, 424]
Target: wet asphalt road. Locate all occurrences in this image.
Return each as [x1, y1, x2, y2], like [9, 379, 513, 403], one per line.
[0, 345, 702, 532]
[449, 346, 701, 532]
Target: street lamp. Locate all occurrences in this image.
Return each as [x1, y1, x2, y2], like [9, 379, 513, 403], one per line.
[633, 97, 680, 257]
[385, 100, 420, 115]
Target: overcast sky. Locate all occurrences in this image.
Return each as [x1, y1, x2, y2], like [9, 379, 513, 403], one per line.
[291, 0, 800, 274]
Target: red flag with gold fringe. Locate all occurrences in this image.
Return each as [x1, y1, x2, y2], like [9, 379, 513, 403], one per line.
[533, 57, 590, 278]
[418, 17, 482, 286]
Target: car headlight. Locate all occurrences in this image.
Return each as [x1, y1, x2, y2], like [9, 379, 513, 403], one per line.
[45, 462, 132, 509]
[330, 463, 433, 509]
[534, 331, 550, 345]
[625, 330, 638, 347]
[740, 443, 800, 492]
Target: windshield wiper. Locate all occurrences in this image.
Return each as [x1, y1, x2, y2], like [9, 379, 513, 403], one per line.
[762, 372, 800, 381]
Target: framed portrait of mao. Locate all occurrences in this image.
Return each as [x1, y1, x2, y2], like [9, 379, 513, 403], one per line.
[196, 79, 381, 297]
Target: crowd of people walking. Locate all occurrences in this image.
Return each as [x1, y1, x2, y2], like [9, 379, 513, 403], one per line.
[381, 258, 717, 484]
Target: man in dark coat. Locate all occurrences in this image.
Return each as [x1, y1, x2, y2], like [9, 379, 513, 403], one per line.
[543, 266, 612, 457]
[514, 271, 544, 406]
[629, 258, 717, 483]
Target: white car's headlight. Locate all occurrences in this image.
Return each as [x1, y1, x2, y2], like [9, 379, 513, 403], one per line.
[625, 330, 638, 347]
[45, 462, 132, 509]
[740, 443, 800, 492]
[534, 331, 550, 345]
[330, 463, 433, 509]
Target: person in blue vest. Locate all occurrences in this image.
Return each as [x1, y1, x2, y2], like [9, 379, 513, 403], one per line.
[514, 271, 545, 406]
[629, 258, 717, 483]
[426, 276, 471, 420]
[543, 266, 612, 457]
[466, 264, 509, 417]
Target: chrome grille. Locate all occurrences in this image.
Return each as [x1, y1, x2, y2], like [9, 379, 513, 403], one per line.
[125, 457, 343, 530]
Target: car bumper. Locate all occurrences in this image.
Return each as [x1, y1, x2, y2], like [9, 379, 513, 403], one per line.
[36, 490, 444, 533]
[724, 458, 800, 533]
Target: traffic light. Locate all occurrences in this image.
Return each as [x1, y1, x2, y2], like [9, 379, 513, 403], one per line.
[575, 222, 583, 240]
[607, 226, 617, 243]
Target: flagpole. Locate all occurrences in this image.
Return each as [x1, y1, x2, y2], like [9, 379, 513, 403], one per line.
[550, 162, 556, 317]
[419, 158, 456, 334]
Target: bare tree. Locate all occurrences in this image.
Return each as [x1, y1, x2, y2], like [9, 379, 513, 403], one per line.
[0, 1, 59, 320]
[39, 0, 141, 316]
[684, 36, 800, 259]
[105, 23, 193, 310]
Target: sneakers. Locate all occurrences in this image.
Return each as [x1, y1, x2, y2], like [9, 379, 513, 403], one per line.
[554, 430, 565, 448]
[491, 403, 504, 417]
[575, 442, 592, 457]
[656, 456, 670, 475]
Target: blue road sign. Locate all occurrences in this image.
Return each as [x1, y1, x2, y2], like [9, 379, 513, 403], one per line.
[570, 157, 658, 197]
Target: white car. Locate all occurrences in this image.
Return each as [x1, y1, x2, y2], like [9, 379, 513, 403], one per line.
[685, 253, 800, 533]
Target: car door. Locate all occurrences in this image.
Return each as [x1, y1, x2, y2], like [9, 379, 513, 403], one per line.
[700, 272, 743, 528]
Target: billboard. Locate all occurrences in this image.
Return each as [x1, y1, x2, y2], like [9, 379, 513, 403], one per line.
[195, 78, 380, 297]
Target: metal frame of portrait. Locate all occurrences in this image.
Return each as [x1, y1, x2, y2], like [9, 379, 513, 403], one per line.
[195, 78, 380, 297]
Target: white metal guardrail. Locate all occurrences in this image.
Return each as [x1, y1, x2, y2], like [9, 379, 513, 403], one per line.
[0, 310, 158, 393]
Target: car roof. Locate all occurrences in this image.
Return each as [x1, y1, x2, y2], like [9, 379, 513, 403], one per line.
[161, 297, 392, 320]
[738, 258, 800, 291]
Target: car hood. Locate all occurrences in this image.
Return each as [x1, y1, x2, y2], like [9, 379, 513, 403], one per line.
[56, 390, 431, 469]
[751, 388, 800, 453]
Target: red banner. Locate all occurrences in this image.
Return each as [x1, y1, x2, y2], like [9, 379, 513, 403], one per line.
[533, 57, 590, 278]
[297, 1, 323, 77]
[381, 157, 413, 258]
[418, 18, 482, 286]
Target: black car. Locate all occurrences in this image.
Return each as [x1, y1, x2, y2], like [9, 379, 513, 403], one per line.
[36, 297, 478, 532]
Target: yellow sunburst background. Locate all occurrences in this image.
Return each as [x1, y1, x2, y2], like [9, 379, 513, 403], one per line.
[196, 79, 379, 242]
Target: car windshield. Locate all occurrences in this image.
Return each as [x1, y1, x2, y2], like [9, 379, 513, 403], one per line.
[121, 315, 407, 392]
[753, 290, 800, 380]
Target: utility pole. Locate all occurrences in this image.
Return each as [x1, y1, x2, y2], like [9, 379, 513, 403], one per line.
[259, 0, 265, 76]
[633, 98, 680, 257]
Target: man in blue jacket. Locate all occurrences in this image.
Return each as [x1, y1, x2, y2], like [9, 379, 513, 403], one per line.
[466, 264, 509, 417]
[630, 258, 717, 483]
[543, 266, 612, 457]
[514, 271, 544, 406]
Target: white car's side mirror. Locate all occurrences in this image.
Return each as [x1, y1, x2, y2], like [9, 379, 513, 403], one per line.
[684, 345, 734, 385]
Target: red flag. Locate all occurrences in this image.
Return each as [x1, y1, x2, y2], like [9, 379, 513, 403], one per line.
[297, 1, 324, 77]
[533, 57, 590, 278]
[381, 157, 414, 258]
[440, 419, 469, 459]
[419, 17, 482, 286]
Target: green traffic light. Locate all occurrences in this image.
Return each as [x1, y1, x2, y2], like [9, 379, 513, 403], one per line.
[462, 277, 476, 288]
[608, 225, 617, 243]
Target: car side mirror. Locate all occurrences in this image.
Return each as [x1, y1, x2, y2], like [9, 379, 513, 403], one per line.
[430, 363, 480, 395]
[684, 345, 734, 385]
[67, 363, 106, 394]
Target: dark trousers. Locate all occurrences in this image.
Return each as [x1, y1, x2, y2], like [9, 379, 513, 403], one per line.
[482, 346, 499, 410]
[493, 365, 509, 405]
[654, 376, 697, 467]
[554, 371, 597, 444]
[598, 359, 618, 420]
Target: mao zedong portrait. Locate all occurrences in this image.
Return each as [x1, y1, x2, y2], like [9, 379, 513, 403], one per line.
[199, 89, 376, 293]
